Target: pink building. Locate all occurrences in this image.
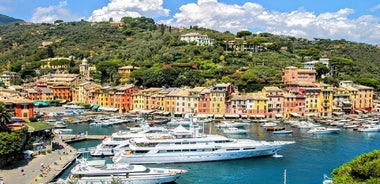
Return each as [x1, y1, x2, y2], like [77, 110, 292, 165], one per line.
[282, 66, 316, 84]
[262, 87, 284, 119]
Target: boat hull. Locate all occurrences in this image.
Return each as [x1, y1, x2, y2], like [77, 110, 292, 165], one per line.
[113, 144, 291, 164]
[73, 174, 182, 184]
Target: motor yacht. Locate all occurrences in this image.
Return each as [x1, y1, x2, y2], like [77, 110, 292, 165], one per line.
[68, 159, 187, 184]
[90, 126, 169, 156]
[307, 127, 340, 134]
[112, 124, 295, 164]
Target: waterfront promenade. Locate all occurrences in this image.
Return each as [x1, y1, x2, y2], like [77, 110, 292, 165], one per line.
[0, 137, 79, 184]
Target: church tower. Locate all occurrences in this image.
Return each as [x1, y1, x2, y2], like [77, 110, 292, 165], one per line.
[79, 58, 90, 79]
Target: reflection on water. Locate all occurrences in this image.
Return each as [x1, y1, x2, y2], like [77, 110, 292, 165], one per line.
[61, 119, 380, 184]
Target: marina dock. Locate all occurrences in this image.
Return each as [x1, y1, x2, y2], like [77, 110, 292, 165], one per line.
[29, 138, 80, 184]
[0, 134, 102, 184]
[60, 134, 106, 143]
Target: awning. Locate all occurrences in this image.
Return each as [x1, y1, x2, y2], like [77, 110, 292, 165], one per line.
[98, 107, 118, 112]
[305, 113, 317, 117]
[224, 114, 240, 118]
[91, 105, 99, 110]
[333, 112, 344, 116]
[256, 115, 265, 118]
[195, 114, 208, 118]
[275, 114, 283, 118]
[290, 112, 301, 117]
[240, 114, 248, 118]
[214, 114, 224, 118]
[197, 114, 214, 118]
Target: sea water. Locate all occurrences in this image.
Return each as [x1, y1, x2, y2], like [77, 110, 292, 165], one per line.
[60, 122, 380, 184]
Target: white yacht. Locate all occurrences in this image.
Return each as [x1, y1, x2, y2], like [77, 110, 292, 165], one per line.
[307, 127, 340, 134]
[357, 124, 380, 132]
[68, 159, 186, 184]
[215, 121, 250, 128]
[223, 127, 248, 134]
[112, 124, 295, 164]
[90, 127, 169, 156]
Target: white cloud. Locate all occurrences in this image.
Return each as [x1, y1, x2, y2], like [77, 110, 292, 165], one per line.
[88, 0, 169, 22]
[165, 0, 380, 44]
[370, 4, 380, 12]
[31, 1, 82, 23]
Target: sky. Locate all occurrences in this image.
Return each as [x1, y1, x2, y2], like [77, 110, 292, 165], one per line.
[1, 0, 380, 44]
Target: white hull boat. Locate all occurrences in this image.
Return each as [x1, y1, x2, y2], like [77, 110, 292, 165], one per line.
[223, 127, 248, 134]
[357, 125, 380, 132]
[112, 125, 295, 164]
[90, 127, 169, 156]
[272, 130, 293, 135]
[307, 127, 340, 134]
[68, 159, 186, 184]
[216, 121, 250, 128]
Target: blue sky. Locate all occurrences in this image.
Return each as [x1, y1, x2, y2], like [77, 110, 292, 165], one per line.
[1, 0, 380, 44]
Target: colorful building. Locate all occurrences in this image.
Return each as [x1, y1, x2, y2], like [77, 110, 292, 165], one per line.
[282, 66, 316, 84]
[262, 86, 284, 119]
[50, 84, 72, 101]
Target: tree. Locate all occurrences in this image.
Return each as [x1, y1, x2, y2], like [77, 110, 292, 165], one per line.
[331, 150, 380, 184]
[236, 30, 252, 39]
[0, 103, 11, 131]
[315, 62, 330, 79]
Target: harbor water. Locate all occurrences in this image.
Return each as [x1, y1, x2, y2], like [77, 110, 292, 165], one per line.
[60, 121, 380, 184]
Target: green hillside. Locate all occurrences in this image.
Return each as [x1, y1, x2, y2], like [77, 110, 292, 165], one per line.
[0, 17, 379, 92]
[0, 14, 24, 25]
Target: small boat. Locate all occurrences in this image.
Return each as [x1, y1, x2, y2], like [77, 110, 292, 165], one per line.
[265, 126, 285, 131]
[322, 174, 333, 184]
[307, 127, 340, 134]
[260, 122, 278, 127]
[357, 124, 380, 132]
[216, 121, 249, 128]
[54, 121, 67, 128]
[53, 129, 73, 134]
[223, 127, 248, 134]
[273, 130, 293, 135]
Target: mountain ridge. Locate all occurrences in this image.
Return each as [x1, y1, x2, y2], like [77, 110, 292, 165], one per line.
[0, 14, 24, 25]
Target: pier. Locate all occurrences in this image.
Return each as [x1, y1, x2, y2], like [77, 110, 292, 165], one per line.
[60, 134, 106, 143]
[29, 138, 79, 184]
[0, 133, 107, 184]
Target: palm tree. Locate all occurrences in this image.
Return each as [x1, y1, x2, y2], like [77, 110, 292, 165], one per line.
[0, 102, 12, 131]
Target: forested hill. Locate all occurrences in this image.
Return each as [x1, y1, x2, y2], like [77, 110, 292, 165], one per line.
[0, 14, 24, 25]
[0, 17, 380, 92]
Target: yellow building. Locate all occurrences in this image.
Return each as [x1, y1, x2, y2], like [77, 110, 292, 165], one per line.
[352, 84, 374, 112]
[333, 87, 352, 114]
[72, 82, 101, 104]
[304, 87, 320, 117]
[210, 84, 233, 115]
[188, 87, 207, 114]
[118, 66, 139, 83]
[245, 92, 267, 119]
[317, 84, 334, 117]
[133, 88, 162, 110]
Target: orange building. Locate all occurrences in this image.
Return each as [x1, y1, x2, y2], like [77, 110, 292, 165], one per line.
[50, 84, 72, 101]
[1, 97, 34, 119]
[282, 66, 316, 84]
[197, 88, 211, 114]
